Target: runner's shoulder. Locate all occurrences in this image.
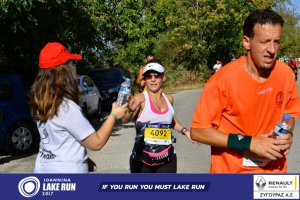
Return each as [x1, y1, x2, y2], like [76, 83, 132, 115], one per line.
[134, 92, 145, 101]
[165, 94, 173, 104]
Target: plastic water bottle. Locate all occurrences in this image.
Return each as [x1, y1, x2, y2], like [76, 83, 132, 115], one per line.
[116, 78, 131, 107]
[273, 113, 291, 138]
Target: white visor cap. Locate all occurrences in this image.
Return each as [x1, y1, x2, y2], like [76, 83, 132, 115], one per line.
[142, 63, 164, 75]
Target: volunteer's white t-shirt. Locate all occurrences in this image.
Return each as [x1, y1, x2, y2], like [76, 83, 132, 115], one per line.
[34, 98, 95, 173]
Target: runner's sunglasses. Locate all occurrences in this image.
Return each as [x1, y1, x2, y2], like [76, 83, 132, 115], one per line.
[144, 73, 163, 79]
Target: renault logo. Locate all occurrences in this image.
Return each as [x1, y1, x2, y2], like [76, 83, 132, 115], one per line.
[256, 176, 266, 190]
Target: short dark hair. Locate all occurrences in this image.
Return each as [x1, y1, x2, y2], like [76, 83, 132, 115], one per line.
[243, 9, 284, 38]
[145, 52, 154, 58]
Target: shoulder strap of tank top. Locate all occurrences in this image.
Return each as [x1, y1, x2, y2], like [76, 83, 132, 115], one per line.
[143, 91, 150, 108]
[136, 91, 150, 122]
[162, 93, 172, 108]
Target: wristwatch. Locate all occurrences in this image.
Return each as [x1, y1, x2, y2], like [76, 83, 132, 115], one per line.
[127, 107, 135, 115]
[180, 127, 188, 135]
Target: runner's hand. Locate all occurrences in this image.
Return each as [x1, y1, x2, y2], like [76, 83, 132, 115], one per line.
[274, 132, 293, 156]
[183, 130, 196, 144]
[127, 94, 135, 110]
[127, 95, 144, 111]
[250, 133, 283, 160]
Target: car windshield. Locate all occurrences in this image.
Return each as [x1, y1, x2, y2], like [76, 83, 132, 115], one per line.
[91, 70, 122, 85]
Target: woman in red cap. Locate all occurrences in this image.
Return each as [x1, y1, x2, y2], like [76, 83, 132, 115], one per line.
[30, 42, 128, 173]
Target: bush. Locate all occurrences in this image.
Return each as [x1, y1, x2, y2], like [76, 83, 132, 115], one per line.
[132, 64, 212, 93]
[164, 65, 212, 91]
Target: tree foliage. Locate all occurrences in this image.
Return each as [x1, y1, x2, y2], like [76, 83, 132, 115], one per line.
[0, 0, 298, 87]
[274, 0, 300, 57]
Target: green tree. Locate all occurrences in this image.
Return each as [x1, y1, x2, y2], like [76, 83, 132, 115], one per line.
[154, 0, 279, 70]
[275, 0, 300, 57]
[90, 0, 173, 77]
[0, 0, 297, 88]
[0, 0, 100, 84]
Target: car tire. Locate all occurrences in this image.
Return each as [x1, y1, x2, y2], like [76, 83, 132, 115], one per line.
[5, 122, 40, 155]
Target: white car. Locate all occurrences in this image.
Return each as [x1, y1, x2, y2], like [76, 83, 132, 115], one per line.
[77, 75, 102, 117]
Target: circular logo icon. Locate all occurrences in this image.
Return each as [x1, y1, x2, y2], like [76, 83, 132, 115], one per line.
[18, 176, 40, 198]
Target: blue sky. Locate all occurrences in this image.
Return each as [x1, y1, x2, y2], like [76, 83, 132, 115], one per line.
[291, 0, 300, 14]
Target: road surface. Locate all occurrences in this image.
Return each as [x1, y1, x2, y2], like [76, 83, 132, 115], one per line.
[0, 87, 300, 173]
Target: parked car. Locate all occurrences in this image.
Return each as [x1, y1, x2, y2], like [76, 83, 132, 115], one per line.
[88, 68, 133, 110]
[0, 73, 39, 155]
[77, 75, 102, 117]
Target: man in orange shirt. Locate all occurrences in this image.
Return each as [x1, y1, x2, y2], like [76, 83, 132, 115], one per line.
[191, 9, 300, 173]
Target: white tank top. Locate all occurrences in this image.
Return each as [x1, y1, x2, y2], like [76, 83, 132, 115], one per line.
[137, 91, 174, 124]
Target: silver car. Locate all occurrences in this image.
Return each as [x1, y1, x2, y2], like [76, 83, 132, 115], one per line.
[77, 75, 102, 117]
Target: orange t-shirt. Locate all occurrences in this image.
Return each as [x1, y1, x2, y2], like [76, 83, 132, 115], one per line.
[136, 66, 145, 87]
[191, 55, 300, 173]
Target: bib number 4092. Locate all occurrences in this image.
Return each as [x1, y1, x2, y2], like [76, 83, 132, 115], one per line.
[150, 129, 167, 137]
[144, 127, 172, 145]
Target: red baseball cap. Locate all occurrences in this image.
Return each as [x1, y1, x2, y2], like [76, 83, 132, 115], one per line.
[39, 42, 82, 69]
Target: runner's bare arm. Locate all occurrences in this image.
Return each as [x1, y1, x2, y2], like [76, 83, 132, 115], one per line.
[168, 96, 193, 142]
[190, 127, 228, 147]
[191, 127, 284, 160]
[173, 117, 193, 142]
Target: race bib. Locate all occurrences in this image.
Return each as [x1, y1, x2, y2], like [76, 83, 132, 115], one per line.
[144, 127, 172, 145]
[242, 151, 270, 167]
